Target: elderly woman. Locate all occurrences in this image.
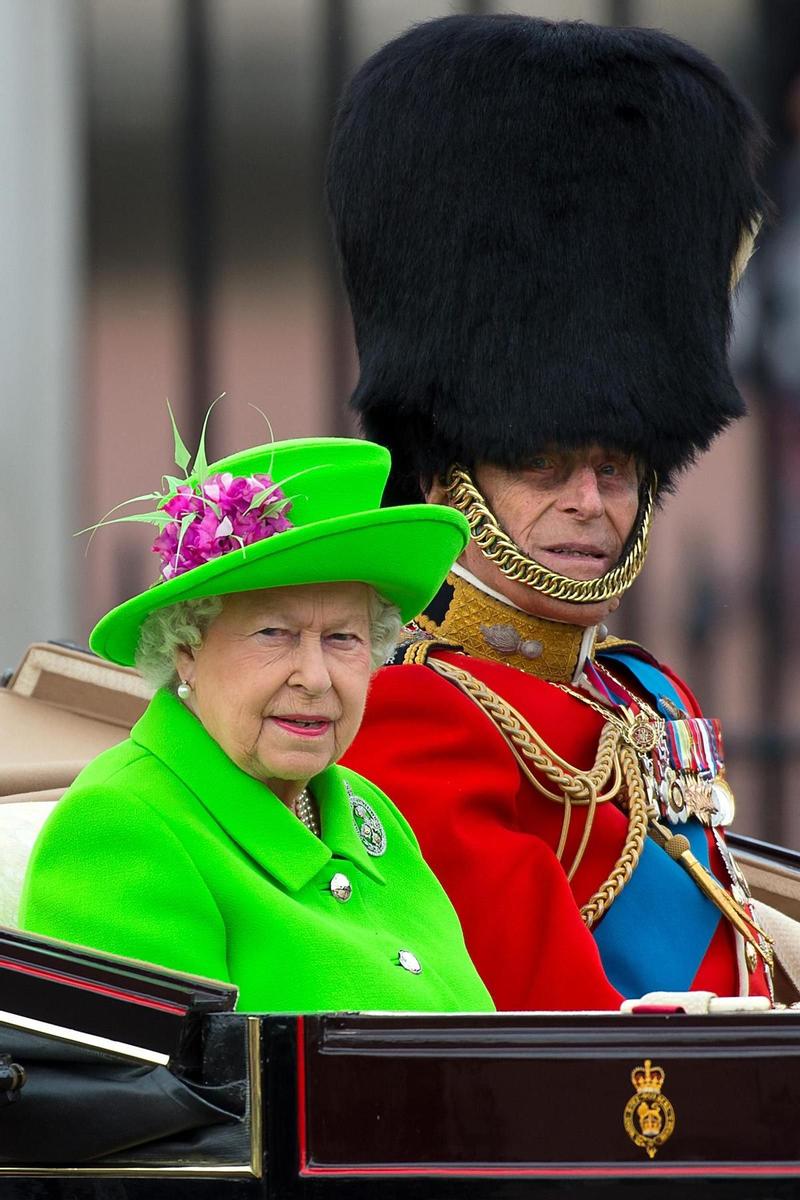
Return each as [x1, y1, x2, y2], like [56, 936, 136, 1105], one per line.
[20, 436, 493, 1013]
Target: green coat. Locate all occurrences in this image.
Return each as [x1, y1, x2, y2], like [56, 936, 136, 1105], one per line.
[20, 689, 493, 1013]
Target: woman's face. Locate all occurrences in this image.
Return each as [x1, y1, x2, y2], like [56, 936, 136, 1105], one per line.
[176, 582, 373, 805]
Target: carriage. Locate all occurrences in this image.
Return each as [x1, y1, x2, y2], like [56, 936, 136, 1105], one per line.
[2, 641, 800, 1198]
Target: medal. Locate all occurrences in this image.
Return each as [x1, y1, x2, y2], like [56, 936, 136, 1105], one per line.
[665, 770, 689, 824]
[590, 664, 736, 829]
[658, 718, 734, 827]
[623, 712, 663, 754]
[641, 757, 661, 818]
[709, 778, 735, 827]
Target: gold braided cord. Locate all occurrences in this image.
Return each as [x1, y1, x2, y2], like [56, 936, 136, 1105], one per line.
[579, 745, 649, 930]
[566, 782, 597, 884]
[555, 794, 572, 864]
[445, 464, 656, 604]
[403, 637, 432, 666]
[426, 657, 645, 926]
[402, 635, 460, 667]
[429, 658, 622, 805]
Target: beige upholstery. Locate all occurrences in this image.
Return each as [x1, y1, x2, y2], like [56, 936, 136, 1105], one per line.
[0, 642, 150, 796]
[0, 758, 86, 799]
[0, 797, 59, 927]
[0, 643, 151, 928]
[751, 899, 800, 1005]
[736, 848, 800, 925]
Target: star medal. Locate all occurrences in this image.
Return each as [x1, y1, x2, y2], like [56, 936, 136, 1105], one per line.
[683, 775, 717, 825]
[346, 781, 387, 856]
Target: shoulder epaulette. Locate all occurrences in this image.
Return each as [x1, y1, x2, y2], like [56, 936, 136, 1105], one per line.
[595, 634, 647, 654]
[384, 626, 462, 667]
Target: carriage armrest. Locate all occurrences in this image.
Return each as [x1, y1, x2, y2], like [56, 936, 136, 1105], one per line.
[0, 642, 152, 796]
[728, 831, 800, 922]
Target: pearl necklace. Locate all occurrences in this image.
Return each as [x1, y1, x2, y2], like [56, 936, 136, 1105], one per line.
[293, 788, 320, 837]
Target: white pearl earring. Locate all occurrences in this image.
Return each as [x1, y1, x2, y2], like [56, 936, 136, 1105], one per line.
[177, 681, 192, 701]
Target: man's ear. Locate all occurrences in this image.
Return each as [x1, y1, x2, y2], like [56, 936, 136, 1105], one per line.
[730, 215, 761, 289]
[424, 476, 450, 505]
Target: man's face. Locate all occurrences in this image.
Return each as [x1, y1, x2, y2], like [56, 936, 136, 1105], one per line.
[431, 445, 642, 627]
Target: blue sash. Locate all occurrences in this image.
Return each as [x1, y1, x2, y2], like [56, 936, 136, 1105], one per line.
[592, 819, 720, 996]
[598, 649, 687, 718]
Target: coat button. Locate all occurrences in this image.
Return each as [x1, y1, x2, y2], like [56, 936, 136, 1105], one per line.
[329, 872, 352, 902]
[398, 949, 422, 974]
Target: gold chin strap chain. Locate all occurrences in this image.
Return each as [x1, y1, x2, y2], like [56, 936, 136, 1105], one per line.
[427, 657, 649, 930]
[445, 464, 656, 604]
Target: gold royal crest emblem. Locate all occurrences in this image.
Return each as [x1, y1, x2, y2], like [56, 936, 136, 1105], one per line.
[623, 1060, 676, 1159]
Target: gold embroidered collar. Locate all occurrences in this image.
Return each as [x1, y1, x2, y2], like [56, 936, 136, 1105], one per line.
[416, 572, 600, 683]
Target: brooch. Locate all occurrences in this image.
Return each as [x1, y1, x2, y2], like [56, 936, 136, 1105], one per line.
[346, 781, 387, 857]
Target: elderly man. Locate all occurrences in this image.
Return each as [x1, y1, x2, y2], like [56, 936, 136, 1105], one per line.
[333, 14, 771, 1009]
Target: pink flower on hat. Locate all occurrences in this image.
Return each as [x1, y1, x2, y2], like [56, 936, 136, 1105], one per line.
[152, 472, 293, 582]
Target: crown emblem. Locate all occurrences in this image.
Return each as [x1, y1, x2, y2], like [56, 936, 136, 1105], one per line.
[623, 1060, 676, 1160]
[631, 1060, 665, 1093]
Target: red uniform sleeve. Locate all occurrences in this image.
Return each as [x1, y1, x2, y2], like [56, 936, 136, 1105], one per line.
[343, 663, 623, 1011]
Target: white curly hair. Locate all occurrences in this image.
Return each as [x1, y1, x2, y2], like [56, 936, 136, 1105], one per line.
[135, 589, 403, 691]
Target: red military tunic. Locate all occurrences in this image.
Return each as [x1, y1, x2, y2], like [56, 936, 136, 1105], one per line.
[343, 577, 772, 1010]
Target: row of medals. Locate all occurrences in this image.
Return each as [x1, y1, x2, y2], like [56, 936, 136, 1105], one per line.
[626, 712, 770, 980]
[625, 713, 735, 829]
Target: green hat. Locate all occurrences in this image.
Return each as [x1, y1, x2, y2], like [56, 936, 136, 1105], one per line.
[90, 437, 468, 667]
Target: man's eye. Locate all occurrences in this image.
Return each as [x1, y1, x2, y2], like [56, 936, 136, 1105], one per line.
[598, 458, 638, 483]
[529, 456, 552, 470]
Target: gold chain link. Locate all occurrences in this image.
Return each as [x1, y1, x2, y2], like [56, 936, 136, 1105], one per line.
[551, 665, 666, 765]
[593, 664, 664, 722]
[551, 681, 629, 730]
[445, 464, 655, 604]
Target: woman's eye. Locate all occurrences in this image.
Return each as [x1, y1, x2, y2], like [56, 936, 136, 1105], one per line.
[258, 627, 289, 639]
[327, 632, 359, 646]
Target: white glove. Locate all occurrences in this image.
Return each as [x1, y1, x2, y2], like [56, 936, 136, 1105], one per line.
[620, 990, 771, 1014]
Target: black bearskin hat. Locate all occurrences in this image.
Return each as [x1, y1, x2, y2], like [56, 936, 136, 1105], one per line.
[327, 15, 765, 504]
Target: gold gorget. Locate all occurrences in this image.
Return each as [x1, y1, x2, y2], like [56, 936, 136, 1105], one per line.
[416, 572, 601, 682]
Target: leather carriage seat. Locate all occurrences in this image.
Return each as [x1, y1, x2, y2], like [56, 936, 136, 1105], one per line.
[0, 643, 151, 927]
